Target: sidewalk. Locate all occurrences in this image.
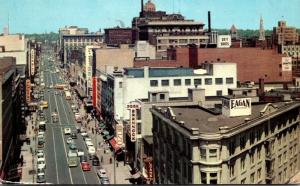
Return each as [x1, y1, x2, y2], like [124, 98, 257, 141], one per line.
[77, 103, 131, 184]
[20, 112, 38, 183]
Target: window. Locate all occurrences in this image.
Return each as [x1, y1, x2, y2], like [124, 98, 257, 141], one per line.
[257, 147, 261, 160]
[250, 131, 255, 144]
[240, 135, 246, 150]
[226, 77, 234, 84]
[150, 80, 158, 87]
[229, 140, 235, 156]
[241, 157, 245, 171]
[229, 162, 235, 177]
[194, 78, 202, 86]
[283, 151, 287, 162]
[200, 149, 206, 161]
[256, 129, 262, 141]
[119, 82, 122, 88]
[174, 79, 181, 86]
[250, 172, 255, 183]
[201, 172, 207, 184]
[161, 80, 169, 86]
[205, 78, 213, 85]
[137, 123, 142, 134]
[250, 152, 255, 165]
[241, 178, 246, 184]
[159, 94, 165, 100]
[257, 168, 261, 180]
[210, 173, 217, 184]
[215, 78, 223, 85]
[278, 154, 282, 165]
[216, 90, 222, 96]
[209, 149, 217, 161]
[185, 79, 191, 86]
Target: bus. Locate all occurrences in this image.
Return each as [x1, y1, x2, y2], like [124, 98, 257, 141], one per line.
[65, 91, 71, 100]
[55, 84, 67, 90]
[68, 151, 78, 167]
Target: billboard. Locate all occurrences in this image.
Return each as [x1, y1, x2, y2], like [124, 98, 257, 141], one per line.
[222, 97, 251, 117]
[282, 57, 292, 71]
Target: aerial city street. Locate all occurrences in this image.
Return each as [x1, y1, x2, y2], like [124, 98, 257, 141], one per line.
[0, 0, 300, 184]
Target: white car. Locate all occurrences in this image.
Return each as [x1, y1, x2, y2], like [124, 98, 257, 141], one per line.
[88, 146, 95, 156]
[36, 149, 44, 154]
[77, 149, 84, 157]
[37, 158, 46, 169]
[66, 137, 73, 144]
[84, 137, 92, 143]
[64, 128, 71, 135]
[85, 141, 94, 149]
[81, 132, 88, 137]
[97, 168, 108, 179]
[37, 152, 44, 159]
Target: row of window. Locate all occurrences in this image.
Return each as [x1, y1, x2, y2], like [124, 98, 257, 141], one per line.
[150, 77, 234, 87]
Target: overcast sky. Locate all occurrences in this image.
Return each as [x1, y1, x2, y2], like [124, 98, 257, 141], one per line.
[0, 0, 300, 34]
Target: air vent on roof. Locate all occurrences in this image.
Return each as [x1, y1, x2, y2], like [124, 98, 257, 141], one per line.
[244, 118, 251, 122]
[179, 121, 185, 126]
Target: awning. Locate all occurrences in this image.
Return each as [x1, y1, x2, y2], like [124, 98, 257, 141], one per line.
[99, 123, 106, 129]
[102, 130, 110, 135]
[108, 138, 121, 152]
[74, 86, 86, 98]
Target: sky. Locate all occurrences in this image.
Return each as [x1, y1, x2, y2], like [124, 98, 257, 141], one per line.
[0, 0, 300, 34]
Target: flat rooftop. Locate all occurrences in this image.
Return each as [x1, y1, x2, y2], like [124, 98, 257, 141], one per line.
[156, 102, 299, 134]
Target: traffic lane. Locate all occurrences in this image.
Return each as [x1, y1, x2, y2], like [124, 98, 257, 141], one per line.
[47, 80, 73, 184]
[59, 93, 100, 184]
[44, 87, 58, 183]
[54, 89, 87, 184]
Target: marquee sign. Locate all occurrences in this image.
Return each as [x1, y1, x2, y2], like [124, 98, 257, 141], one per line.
[127, 102, 141, 142]
[26, 79, 31, 103]
[116, 124, 123, 146]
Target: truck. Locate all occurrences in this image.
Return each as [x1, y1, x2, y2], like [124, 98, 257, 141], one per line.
[67, 150, 78, 167]
[65, 91, 71, 100]
[55, 84, 67, 90]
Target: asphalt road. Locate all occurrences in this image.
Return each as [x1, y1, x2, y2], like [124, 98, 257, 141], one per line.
[40, 50, 100, 184]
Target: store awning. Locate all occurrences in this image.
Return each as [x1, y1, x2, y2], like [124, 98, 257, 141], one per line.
[74, 86, 86, 98]
[108, 138, 121, 152]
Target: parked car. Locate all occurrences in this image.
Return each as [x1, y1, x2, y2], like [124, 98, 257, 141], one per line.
[92, 156, 100, 166]
[100, 177, 110, 184]
[96, 168, 108, 179]
[88, 146, 96, 156]
[36, 173, 46, 183]
[69, 142, 77, 150]
[37, 158, 46, 169]
[66, 137, 73, 144]
[81, 132, 88, 137]
[81, 162, 91, 171]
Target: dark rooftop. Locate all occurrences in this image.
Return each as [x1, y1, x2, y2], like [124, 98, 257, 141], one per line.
[155, 102, 299, 134]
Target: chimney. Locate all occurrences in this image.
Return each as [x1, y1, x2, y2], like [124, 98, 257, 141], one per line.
[140, 0, 144, 17]
[259, 78, 264, 96]
[208, 11, 211, 33]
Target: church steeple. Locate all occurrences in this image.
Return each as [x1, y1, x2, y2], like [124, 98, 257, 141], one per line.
[259, 16, 265, 41]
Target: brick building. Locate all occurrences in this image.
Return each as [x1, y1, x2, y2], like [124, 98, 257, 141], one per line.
[273, 21, 299, 46]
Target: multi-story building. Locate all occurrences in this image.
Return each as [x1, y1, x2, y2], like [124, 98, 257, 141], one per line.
[273, 21, 299, 46]
[58, 26, 103, 67]
[151, 96, 300, 184]
[0, 57, 20, 180]
[104, 27, 137, 45]
[96, 63, 237, 134]
[132, 0, 208, 53]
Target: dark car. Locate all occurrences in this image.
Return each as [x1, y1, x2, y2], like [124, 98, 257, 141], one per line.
[92, 156, 100, 166]
[80, 155, 88, 163]
[71, 133, 77, 139]
[36, 173, 46, 183]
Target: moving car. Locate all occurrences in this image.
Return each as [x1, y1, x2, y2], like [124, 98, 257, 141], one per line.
[37, 158, 46, 169]
[81, 162, 91, 171]
[68, 150, 78, 167]
[77, 149, 84, 157]
[100, 177, 110, 184]
[81, 132, 88, 137]
[88, 146, 95, 156]
[64, 127, 71, 135]
[66, 137, 73, 144]
[69, 142, 77, 150]
[97, 168, 108, 179]
[71, 133, 77, 139]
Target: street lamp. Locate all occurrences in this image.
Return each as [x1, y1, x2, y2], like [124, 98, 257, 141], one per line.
[92, 109, 97, 152]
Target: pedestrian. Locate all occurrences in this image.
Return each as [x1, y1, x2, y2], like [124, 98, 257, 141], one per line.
[101, 156, 103, 163]
[116, 162, 119, 167]
[109, 157, 112, 164]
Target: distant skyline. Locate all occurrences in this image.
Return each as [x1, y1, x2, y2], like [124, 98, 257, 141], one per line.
[0, 0, 300, 34]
